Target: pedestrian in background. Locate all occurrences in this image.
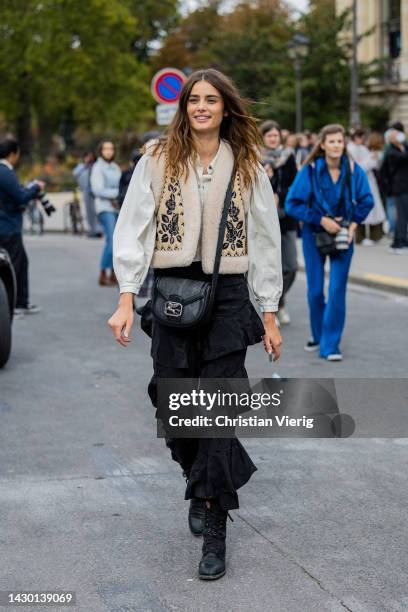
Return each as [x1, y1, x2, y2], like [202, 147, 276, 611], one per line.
[285, 124, 374, 361]
[261, 120, 298, 326]
[90, 141, 121, 286]
[0, 137, 45, 315]
[73, 151, 101, 238]
[295, 132, 310, 168]
[381, 123, 408, 254]
[347, 128, 385, 245]
[118, 149, 142, 209]
[118, 148, 154, 297]
[109, 68, 282, 580]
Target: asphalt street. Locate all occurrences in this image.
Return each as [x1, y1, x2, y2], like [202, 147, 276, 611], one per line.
[1, 234, 408, 612]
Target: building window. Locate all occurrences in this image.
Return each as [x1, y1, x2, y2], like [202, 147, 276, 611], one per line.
[381, 0, 401, 59]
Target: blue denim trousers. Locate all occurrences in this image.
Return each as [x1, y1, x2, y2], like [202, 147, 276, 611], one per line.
[302, 224, 354, 357]
[98, 211, 118, 270]
[386, 196, 396, 234]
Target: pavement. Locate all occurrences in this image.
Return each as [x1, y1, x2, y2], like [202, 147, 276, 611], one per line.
[1, 234, 408, 612]
[297, 236, 408, 296]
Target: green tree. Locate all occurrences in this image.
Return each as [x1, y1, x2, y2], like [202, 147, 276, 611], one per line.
[151, 1, 221, 72]
[300, 0, 352, 130]
[209, 0, 292, 103]
[0, 0, 153, 158]
[155, 0, 384, 132]
[129, 0, 180, 61]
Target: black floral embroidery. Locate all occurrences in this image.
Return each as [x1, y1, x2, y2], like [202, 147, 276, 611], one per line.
[160, 213, 182, 244]
[156, 176, 184, 250]
[223, 220, 244, 251]
[222, 176, 246, 256]
[228, 197, 240, 223]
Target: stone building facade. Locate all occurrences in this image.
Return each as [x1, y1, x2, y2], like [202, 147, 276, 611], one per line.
[336, 0, 408, 125]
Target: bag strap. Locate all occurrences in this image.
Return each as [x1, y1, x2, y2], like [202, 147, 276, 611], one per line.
[341, 158, 356, 220]
[208, 169, 236, 305]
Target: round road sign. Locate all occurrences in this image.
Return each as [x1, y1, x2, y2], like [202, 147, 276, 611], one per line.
[151, 68, 186, 104]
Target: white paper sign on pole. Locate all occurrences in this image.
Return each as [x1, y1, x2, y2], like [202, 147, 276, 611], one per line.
[156, 103, 178, 126]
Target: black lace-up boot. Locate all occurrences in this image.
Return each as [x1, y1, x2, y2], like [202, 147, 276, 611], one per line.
[188, 498, 207, 536]
[198, 500, 232, 580]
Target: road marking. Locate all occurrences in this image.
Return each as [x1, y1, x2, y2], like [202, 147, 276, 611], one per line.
[362, 273, 408, 289]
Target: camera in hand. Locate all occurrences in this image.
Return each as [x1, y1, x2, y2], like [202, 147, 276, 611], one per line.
[334, 219, 350, 251]
[28, 181, 56, 216]
[37, 191, 56, 216]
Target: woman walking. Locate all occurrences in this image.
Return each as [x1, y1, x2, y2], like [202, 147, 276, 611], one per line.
[261, 120, 298, 325]
[347, 128, 385, 245]
[285, 124, 374, 361]
[90, 141, 121, 286]
[109, 69, 282, 579]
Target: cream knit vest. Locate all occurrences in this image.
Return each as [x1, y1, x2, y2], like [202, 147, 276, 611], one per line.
[148, 139, 252, 274]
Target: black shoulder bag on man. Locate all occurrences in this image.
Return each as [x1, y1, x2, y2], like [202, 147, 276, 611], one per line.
[312, 160, 353, 257]
[138, 171, 235, 333]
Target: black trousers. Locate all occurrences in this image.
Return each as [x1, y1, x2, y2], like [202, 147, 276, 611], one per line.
[279, 230, 298, 309]
[147, 263, 264, 511]
[393, 193, 408, 248]
[0, 233, 29, 308]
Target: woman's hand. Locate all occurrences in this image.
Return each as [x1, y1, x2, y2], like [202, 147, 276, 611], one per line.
[108, 292, 134, 347]
[262, 312, 282, 361]
[321, 216, 342, 234]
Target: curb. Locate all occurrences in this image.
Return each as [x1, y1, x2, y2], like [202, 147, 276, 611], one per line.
[298, 265, 408, 297]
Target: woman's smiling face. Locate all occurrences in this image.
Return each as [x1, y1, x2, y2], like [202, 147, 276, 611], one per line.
[187, 80, 225, 135]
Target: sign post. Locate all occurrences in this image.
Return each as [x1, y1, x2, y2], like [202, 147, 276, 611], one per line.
[151, 68, 185, 126]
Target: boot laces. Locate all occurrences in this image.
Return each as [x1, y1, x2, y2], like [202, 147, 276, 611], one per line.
[203, 504, 228, 555]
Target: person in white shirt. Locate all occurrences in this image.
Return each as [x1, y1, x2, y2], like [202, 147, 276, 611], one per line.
[347, 128, 386, 244]
[90, 141, 121, 286]
[108, 69, 282, 581]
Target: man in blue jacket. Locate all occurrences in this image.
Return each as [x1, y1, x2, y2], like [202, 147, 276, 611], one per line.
[0, 138, 45, 314]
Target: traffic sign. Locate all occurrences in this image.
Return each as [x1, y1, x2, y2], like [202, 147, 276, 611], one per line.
[151, 68, 186, 104]
[156, 103, 178, 126]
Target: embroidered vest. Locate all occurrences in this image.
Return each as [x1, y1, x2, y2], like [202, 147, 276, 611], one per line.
[148, 140, 252, 274]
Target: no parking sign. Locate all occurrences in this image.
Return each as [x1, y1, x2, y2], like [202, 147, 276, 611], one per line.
[151, 68, 186, 104]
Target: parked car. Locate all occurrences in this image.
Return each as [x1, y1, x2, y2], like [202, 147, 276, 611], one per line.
[0, 248, 16, 367]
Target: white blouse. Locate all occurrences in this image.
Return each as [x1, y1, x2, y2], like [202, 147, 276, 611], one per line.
[113, 152, 283, 312]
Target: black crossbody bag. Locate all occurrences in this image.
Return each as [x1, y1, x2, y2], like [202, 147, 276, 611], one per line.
[147, 171, 235, 330]
[312, 161, 353, 257]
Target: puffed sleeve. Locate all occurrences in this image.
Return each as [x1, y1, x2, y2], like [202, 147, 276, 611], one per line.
[247, 165, 283, 312]
[113, 154, 156, 294]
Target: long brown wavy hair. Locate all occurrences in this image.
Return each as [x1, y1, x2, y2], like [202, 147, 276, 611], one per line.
[303, 124, 347, 166]
[149, 69, 262, 189]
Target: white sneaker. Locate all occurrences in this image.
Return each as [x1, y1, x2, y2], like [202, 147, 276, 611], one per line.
[14, 304, 41, 315]
[24, 304, 41, 314]
[388, 247, 404, 255]
[326, 353, 343, 362]
[361, 238, 374, 246]
[277, 308, 291, 325]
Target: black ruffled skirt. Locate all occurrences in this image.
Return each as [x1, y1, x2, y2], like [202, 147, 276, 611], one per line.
[147, 263, 264, 510]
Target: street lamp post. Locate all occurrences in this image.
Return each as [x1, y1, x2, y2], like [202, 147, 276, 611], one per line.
[350, 0, 361, 126]
[288, 34, 310, 133]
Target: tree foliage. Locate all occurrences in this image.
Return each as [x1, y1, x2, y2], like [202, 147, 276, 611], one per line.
[0, 0, 386, 158]
[0, 0, 165, 156]
[155, 0, 382, 132]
